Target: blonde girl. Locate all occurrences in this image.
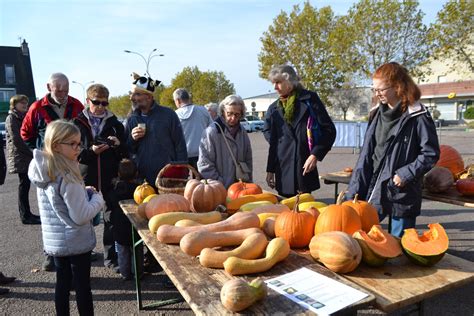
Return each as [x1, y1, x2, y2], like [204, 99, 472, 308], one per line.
[28, 120, 104, 315]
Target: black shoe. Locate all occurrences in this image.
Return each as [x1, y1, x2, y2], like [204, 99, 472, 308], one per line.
[0, 288, 9, 295]
[90, 251, 99, 262]
[0, 273, 15, 285]
[42, 256, 55, 272]
[22, 216, 41, 225]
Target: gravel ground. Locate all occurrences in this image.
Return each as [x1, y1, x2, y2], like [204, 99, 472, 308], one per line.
[0, 128, 472, 315]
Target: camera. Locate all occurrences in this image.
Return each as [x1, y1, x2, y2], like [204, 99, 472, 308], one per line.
[93, 136, 115, 147]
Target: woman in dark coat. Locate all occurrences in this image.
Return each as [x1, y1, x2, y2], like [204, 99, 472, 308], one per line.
[5, 95, 40, 224]
[263, 65, 336, 197]
[73, 84, 127, 269]
[347, 62, 440, 237]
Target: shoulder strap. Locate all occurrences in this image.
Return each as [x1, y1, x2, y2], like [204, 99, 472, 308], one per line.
[214, 122, 239, 170]
[43, 105, 60, 121]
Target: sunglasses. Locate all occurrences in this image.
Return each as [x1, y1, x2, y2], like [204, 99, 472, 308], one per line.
[89, 99, 109, 106]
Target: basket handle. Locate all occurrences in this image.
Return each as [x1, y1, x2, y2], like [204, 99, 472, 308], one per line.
[157, 163, 201, 181]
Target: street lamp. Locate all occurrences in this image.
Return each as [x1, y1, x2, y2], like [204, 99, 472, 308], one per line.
[124, 48, 164, 76]
[72, 80, 95, 105]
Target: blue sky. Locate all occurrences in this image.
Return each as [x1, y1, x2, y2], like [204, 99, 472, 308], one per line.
[1, 0, 446, 102]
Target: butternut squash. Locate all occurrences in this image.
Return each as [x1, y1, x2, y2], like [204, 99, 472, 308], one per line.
[223, 237, 290, 275]
[199, 233, 268, 268]
[262, 217, 276, 238]
[180, 228, 262, 256]
[148, 211, 222, 234]
[280, 193, 314, 209]
[175, 219, 203, 227]
[250, 204, 289, 215]
[156, 212, 260, 244]
[226, 193, 278, 213]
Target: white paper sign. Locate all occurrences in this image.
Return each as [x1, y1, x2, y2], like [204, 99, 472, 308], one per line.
[265, 267, 368, 315]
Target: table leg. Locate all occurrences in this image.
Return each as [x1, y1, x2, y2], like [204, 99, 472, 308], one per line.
[131, 226, 182, 310]
[334, 183, 339, 203]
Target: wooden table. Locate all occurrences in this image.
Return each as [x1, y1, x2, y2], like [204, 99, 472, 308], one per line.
[320, 171, 474, 208]
[120, 200, 474, 315]
[120, 200, 374, 315]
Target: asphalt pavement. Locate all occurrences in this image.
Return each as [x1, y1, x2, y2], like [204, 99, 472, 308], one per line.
[0, 128, 472, 315]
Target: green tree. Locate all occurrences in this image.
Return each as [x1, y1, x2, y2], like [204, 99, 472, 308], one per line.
[258, 3, 345, 106]
[108, 94, 131, 119]
[159, 66, 235, 108]
[429, 0, 474, 73]
[344, 0, 432, 79]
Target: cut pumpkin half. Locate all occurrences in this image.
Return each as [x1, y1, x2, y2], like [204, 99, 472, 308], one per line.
[401, 223, 449, 266]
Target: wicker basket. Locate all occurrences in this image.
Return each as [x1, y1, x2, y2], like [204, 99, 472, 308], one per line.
[155, 163, 201, 195]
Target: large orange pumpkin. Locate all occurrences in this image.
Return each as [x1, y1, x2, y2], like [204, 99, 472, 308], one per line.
[436, 145, 464, 178]
[342, 194, 379, 232]
[227, 180, 262, 200]
[184, 179, 227, 212]
[133, 181, 156, 204]
[309, 231, 362, 273]
[315, 192, 362, 236]
[274, 194, 316, 248]
[145, 193, 191, 219]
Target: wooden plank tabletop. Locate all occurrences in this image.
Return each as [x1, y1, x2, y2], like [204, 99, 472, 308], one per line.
[321, 171, 474, 208]
[120, 200, 375, 315]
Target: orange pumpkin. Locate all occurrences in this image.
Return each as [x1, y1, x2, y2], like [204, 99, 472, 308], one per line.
[227, 180, 262, 200]
[133, 181, 156, 204]
[436, 145, 464, 178]
[184, 179, 227, 212]
[145, 193, 191, 219]
[456, 178, 474, 196]
[342, 194, 379, 232]
[275, 194, 316, 248]
[315, 192, 362, 236]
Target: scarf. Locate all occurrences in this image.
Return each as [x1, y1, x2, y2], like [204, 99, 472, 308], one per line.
[88, 110, 106, 137]
[278, 89, 298, 124]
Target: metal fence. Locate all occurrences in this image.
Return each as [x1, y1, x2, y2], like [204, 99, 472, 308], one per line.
[333, 121, 368, 150]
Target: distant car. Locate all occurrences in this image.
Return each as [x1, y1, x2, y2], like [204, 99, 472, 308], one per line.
[240, 118, 252, 133]
[0, 122, 5, 144]
[244, 115, 265, 132]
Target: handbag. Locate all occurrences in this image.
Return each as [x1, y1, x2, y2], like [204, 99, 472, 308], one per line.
[304, 100, 321, 151]
[214, 122, 251, 182]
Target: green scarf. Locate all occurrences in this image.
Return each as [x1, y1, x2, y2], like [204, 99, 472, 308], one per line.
[278, 90, 298, 124]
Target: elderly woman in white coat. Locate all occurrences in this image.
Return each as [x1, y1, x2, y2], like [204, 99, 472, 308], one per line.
[198, 95, 252, 188]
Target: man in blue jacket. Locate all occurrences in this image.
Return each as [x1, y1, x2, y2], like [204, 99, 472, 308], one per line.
[125, 73, 187, 186]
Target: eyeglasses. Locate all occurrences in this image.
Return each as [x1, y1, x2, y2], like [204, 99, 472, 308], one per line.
[89, 99, 109, 106]
[225, 112, 242, 118]
[60, 142, 82, 150]
[371, 86, 392, 94]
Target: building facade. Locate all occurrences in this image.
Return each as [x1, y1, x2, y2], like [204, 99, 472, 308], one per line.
[0, 40, 36, 121]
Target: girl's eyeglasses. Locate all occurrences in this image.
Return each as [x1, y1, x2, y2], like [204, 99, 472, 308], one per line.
[60, 142, 82, 150]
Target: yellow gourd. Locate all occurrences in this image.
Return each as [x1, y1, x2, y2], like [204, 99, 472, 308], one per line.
[239, 201, 274, 212]
[280, 193, 314, 209]
[175, 219, 203, 227]
[220, 278, 267, 312]
[257, 212, 280, 227]
[199, 233, 268, 268]
[223, 237, 290, 275]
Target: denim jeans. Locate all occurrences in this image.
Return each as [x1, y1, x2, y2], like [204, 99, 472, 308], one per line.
[379, 213, 416, 238]
[54, 252, 93, 316]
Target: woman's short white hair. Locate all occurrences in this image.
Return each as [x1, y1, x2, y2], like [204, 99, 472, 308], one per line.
[219, 95, 246, 116]
[268, 65, 301, 89]
[205, 102, 219, 113]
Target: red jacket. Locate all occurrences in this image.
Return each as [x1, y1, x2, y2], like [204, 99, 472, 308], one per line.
[21, 94, 84, 149]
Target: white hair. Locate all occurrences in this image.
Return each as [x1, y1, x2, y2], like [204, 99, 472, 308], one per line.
[48, 72, 69, 85]
[268, 65, 302, 89]
[219, 95, 246, 116]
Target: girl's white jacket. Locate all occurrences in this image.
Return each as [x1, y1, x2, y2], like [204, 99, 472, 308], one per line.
[28, 149, 105, 257]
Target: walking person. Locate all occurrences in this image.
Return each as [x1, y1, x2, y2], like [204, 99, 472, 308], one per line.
[73, 83, 126, 271]
[346, 62, 440, 237]
[263, 65, 336, 197]
[21, 72, 84, 272]
[174, 88, 212, 170]
[28, 120, 104, 315]
[5, 95, 40, 224]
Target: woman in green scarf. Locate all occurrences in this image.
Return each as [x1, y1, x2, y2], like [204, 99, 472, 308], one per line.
[263, 65, 336, 197]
